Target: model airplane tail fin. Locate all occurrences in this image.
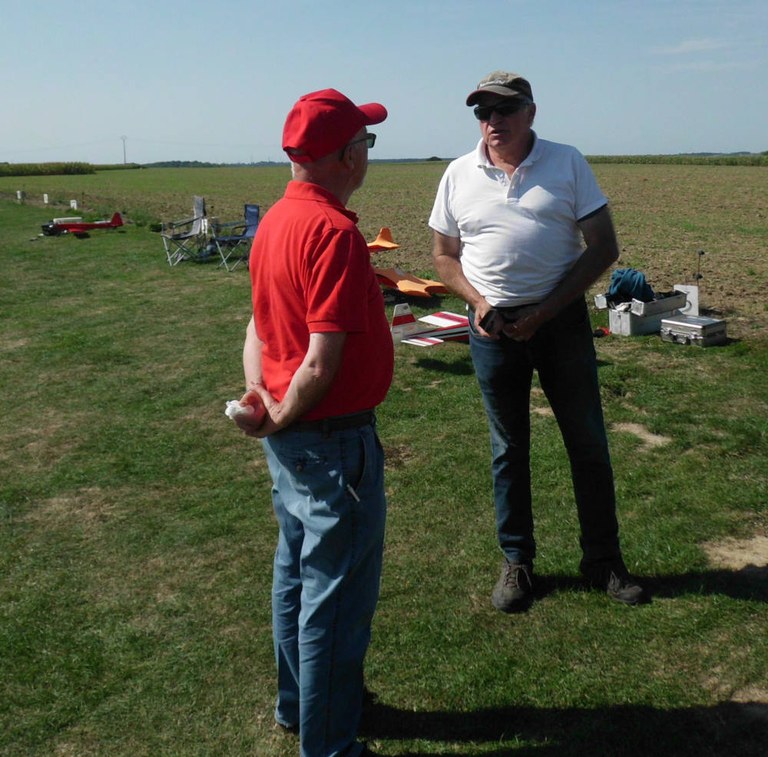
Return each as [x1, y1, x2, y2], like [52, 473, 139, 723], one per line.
[111, 212, 124, 227]
[390, 303, 470, 347]
[390, 303, 421, 343]
[368, 226, 400, 252]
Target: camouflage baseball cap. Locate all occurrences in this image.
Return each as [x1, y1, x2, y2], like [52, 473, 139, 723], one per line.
[466, 71, 534, 106]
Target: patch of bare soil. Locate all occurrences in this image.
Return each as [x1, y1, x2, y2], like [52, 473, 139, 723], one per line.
[384, 443, 417, 470]
[731, 685, 768, 705]
[702, 535, 768, 709]
[612, 422, 673, 451]
[702, 535, 768, 571]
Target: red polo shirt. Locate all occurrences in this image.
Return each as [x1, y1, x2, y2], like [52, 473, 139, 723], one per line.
[249, 180, 393, 420]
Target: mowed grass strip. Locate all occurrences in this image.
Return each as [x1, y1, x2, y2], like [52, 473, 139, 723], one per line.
[1, 163, 767, 755]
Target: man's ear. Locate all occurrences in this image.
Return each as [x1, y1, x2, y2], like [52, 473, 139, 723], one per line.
[339, 144, 356, 170]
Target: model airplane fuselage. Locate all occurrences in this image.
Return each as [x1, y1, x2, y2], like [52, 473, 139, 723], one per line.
[42, 212, 123, 238]
[390, 303, 469, 346]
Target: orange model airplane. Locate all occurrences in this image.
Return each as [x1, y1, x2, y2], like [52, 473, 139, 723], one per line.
[42, 212, 124, 238]
[366, 227, 449, 298]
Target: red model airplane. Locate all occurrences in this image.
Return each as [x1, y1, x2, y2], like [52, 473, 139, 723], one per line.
[42, 212, 124, 238]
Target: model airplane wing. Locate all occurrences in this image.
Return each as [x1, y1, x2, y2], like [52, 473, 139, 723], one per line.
[390, 303, 469, 346]
[374, 267, 449, 298]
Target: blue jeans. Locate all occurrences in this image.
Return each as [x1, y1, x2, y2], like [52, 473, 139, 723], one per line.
[469, 297, 621, 566]
[261, 420, 386, 757]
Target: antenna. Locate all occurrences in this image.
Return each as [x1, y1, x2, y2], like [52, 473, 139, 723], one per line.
[694, 249, 705, 281]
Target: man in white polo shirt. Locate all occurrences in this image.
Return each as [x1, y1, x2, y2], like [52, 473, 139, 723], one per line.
[430, 70, 648, 612]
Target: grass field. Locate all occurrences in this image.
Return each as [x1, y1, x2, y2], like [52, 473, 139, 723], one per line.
[3, 160, 766, 338]
[1, 162, 767, 756]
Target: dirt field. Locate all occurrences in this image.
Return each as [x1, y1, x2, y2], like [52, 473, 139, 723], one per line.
[357, 162, 767, 340]
[596, 163, 767, 339]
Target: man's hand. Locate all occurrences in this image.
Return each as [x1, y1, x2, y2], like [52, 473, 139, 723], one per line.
[501, 304, 550, 341]
[475, 305, 503, 339]
[233, 387, 274, 438]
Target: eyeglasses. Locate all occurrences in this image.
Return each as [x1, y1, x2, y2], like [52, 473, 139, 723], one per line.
[347, 133, 376, 150]
[473, 100, 530, 121]
[339, 132, 376, 160]
[339, 133, 376, 161]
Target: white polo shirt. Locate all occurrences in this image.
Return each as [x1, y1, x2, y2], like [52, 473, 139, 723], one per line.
[429, 133, 607, 306]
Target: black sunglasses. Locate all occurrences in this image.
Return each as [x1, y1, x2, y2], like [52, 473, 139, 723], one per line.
[339, 133, 376, 160]
[473, 100, 530, 121]
[347, 133, 376, 149]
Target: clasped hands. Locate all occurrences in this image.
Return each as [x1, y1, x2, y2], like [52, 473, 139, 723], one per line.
[476, 304, 545, 342]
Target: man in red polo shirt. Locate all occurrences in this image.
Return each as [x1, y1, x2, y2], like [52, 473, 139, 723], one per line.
[233, 88, 392, 757]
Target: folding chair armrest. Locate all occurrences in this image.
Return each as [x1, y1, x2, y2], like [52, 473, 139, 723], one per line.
[161, 215, 205, 235]
[213, 219, 244, 232]
[212, 221, 247, 240]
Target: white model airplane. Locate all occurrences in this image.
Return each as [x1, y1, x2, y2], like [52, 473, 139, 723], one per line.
[390, 303, 470, 346]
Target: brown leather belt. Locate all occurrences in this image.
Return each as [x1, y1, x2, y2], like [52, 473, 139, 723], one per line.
[288, 410, 375, 434]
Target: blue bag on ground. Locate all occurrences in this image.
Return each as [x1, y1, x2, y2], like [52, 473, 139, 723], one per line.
[607, 268, 655, 303]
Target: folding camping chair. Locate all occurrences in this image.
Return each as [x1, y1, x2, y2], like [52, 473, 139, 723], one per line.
[211, 203, 260, 271]
[161, 196, 209, 266]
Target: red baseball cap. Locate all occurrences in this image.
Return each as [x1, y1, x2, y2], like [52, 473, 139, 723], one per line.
[282, 88, 387, 163]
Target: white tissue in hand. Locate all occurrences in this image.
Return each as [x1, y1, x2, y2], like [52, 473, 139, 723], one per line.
[225, 400, 253, 419]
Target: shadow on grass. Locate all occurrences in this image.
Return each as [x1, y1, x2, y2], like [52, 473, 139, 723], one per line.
[532, 566, 768, 604]
[414, 355, 475, 376]
[645, 566, 768, 602]
[362, 698, 768, 756]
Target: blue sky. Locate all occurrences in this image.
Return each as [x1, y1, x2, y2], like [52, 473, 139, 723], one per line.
[2, 0, 766, 164]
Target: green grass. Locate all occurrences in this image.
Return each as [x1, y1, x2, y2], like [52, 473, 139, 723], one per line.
[1, 166, 767, 757]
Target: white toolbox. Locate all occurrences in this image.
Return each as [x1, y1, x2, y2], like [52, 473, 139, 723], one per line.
[628, 291, 687, 316]
[608, 308, 676, 336]
[597, 291, 687, 336]
[660, 314, 727, 346]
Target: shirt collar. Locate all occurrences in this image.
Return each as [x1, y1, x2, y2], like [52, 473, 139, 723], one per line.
[284, 180, 358, 222]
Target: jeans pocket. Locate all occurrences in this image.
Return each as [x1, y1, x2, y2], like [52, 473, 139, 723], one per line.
[467, 308, 493, 340]
[341, 429, 370, 500]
